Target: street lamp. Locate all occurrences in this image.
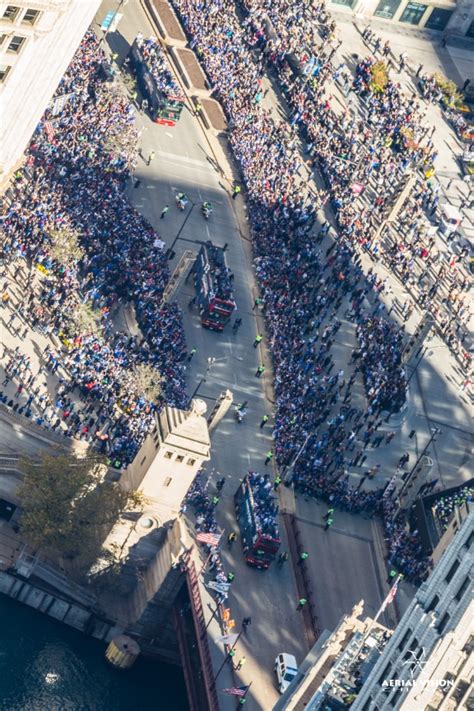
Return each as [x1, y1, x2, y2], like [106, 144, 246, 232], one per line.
[283, 432, 311, 484]
[166, 201, 196, 259]
[396, 426, 441, 513]
[188, 357, 227, 404]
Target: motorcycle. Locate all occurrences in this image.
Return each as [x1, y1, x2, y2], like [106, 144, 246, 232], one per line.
[235, 406, 247, 423]
[176, 194, 189, 211]
[201, 203, 213, 220]
[235, 401, 248, 423]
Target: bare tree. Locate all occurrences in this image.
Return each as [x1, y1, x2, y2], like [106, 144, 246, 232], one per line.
[124, 363, 163, 403]
[70, 299, 103, 336]
[48, 226, 84, 268]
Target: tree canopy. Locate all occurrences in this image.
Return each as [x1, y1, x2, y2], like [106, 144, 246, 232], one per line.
[17, 452, 144, 567]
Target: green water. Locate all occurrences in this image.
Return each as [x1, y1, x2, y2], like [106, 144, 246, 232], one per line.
[0, 595, 188, 711]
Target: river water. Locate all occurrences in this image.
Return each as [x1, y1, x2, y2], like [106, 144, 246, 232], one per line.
[0, 595, 188, 711]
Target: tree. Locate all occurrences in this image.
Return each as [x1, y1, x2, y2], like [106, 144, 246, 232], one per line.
[47, 226, 84, 268]
[17, 452, 144, 568]
[69, 299, 103, 336]
[124, 363, 163, 403]
[370, 61, 389, 94]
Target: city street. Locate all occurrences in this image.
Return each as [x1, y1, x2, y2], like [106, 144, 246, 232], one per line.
[0, 1, 472, 710]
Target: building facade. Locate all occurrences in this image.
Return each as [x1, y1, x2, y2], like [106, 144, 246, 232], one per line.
[351, 510, 473, 710]
[331, 0, 474, 37]
[273, 602, 392, 711]
[0, 0, 101, 186]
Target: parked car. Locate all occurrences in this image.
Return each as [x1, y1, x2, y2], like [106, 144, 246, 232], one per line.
[438, 204, 462, 236]
[274, 652, 298, 694]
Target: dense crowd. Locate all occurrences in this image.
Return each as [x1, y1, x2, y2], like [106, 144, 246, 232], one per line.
[1, 31, 187, 466]
[170, 0, 445, 582]
[133, 34, 183, 98]
[432, 484, 474, 532]
[247, 471, 280, 538]
[355, 316, 406, 413]
[239, 0, 471, 361]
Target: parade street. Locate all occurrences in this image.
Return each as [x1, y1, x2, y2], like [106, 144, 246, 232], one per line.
[0, 0, 472, 708]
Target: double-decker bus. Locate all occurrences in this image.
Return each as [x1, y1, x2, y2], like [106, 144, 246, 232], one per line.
[234, 472, 281, 570]
[128, 36, 184, 126]
[193, 242, 235, 331]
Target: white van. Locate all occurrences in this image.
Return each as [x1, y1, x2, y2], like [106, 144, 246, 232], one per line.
[439, 204, 462, 236]
[274, 652, 298, 693]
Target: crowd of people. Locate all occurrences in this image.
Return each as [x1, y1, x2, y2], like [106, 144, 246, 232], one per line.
[431, 484, 474, 533]
[132, 33, 183, 99]
[246, 471, 280, 539]
[355, 316, 406, 414]
[238, 0, 471, 364]
[169, 0, 458, 582]
[1, 31, 187, 466]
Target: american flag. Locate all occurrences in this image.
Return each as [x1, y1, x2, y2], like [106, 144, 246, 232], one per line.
[380, 574, 401, 612]
[222, 686, 250, 697]
[196, 531, 222, 547]
[44, 121, 55, 141]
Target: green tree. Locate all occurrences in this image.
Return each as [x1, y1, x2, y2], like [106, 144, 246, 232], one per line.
[17, 452, 144, 566]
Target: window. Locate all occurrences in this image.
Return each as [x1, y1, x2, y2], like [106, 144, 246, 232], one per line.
[139, 455, 147, 466]
[374, 0, 402, 19]
[397, 628, 412, 651]
[164, 451, 173, 459]
[187, 458, 196, 466]
[22, 8, 40, 25]
[437, 612, 450, 634]
[175, 455, 185, 463]
[0, 35, 6, 46]
[163, 477, 172, 487]
[331, 0, 356, 7]
[7, 36, 26, 53]
[3, 6, 20, 22]
[0, 65, 12, 83]
[454, 576, 470, 602]
[377, 662, 392, 684]
[425, 594, 439, 613]
[452, 679, 469, 703]
[425, 8, 453, 31]
[445, 558, 460, 583]
[462, 635, 474, 654]
[465, 531, 474, 549]
[390, 688, 403, 706]
[399, 2, 428, 25]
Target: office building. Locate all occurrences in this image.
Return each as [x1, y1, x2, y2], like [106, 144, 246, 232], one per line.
[352, 510, 473, 710]
[330, 0, 474, 37]
[0, 0, 101, 185]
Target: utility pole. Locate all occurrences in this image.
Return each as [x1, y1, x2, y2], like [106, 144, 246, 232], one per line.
[396, 427, 441, 514]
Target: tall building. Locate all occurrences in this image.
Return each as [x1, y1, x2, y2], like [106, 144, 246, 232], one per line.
[0, 0, 102, 186]
[330, 0, 474, 38]
[352, 509, 473, 710]
[273, 602, 392, 711]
